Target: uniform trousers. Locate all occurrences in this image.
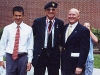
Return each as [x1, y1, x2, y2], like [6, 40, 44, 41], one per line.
[34, 49, 59, 75]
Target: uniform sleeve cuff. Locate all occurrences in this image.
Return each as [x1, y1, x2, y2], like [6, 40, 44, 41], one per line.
[28, 58, 32, 63]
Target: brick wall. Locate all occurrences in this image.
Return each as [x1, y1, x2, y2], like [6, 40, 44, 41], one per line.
[0, 0, 100, 29]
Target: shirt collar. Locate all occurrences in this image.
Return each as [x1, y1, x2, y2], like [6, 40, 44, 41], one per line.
[13, 21, 23, 29]
[46, 17, 55, 24]
[69, 22, 78, 28]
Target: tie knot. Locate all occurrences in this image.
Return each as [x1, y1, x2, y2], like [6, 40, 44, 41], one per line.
[69, 25, 72, 28]
[17, 25, 20, 28]
[49, 20, 52, 25]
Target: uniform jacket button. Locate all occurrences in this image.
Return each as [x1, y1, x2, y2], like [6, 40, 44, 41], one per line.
[38, 55, 40, 56]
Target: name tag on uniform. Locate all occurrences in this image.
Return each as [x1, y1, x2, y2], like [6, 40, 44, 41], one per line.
[71, 53, 80, 57]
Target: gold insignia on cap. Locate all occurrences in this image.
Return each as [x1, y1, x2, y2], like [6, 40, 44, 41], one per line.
[52, 3, 55, 7]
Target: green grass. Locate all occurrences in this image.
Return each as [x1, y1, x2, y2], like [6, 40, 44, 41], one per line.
[94, 54, 100, 68]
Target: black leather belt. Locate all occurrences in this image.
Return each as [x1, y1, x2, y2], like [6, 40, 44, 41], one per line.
[18, 53, 27, 57]
[7, 53, 27, 57]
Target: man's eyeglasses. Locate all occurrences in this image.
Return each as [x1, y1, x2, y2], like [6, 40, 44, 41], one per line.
[46, 8, 55, 11]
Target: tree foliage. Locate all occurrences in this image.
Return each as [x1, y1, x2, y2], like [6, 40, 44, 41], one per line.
[0, 28, 3, 39]
[92, 27, 100, 50]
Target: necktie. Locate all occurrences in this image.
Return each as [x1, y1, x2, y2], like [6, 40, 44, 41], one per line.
[47, 20, 52, 48]
[47, 32, 52, 49]
[47, 32, 52, 57]
[12, 25, 20, 60]
[48, 20, 52, 33]
[65, 25, 72, 42]
[67, 25, 72, 37]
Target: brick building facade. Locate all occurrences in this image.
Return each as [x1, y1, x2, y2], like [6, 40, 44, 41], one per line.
[0, 0, 100, 29]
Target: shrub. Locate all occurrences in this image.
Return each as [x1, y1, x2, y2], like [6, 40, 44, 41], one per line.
[92, 27, 100, 50]
[0, 28, 3, 39]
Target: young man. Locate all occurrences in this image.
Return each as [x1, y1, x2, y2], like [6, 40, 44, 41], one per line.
[32, 1, 64, 75]
[61, 8, 90, 75]
[0, 6, 33, 75]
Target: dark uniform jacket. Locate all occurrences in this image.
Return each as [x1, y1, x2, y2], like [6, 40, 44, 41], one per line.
[32, 16, 64, 68]
[61, 22, 90, 73]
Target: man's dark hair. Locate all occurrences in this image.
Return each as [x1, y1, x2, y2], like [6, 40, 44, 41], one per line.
[12, 6, 24, 15]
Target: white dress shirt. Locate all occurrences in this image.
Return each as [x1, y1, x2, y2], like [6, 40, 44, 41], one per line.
[0, 22, 33, 63]
[44, 17, 55, 48]
[65, 22, 78, 42]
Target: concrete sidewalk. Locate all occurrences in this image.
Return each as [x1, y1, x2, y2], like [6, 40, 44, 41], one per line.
[93, 68, 100, 75]
[27, 67, 100, 75]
